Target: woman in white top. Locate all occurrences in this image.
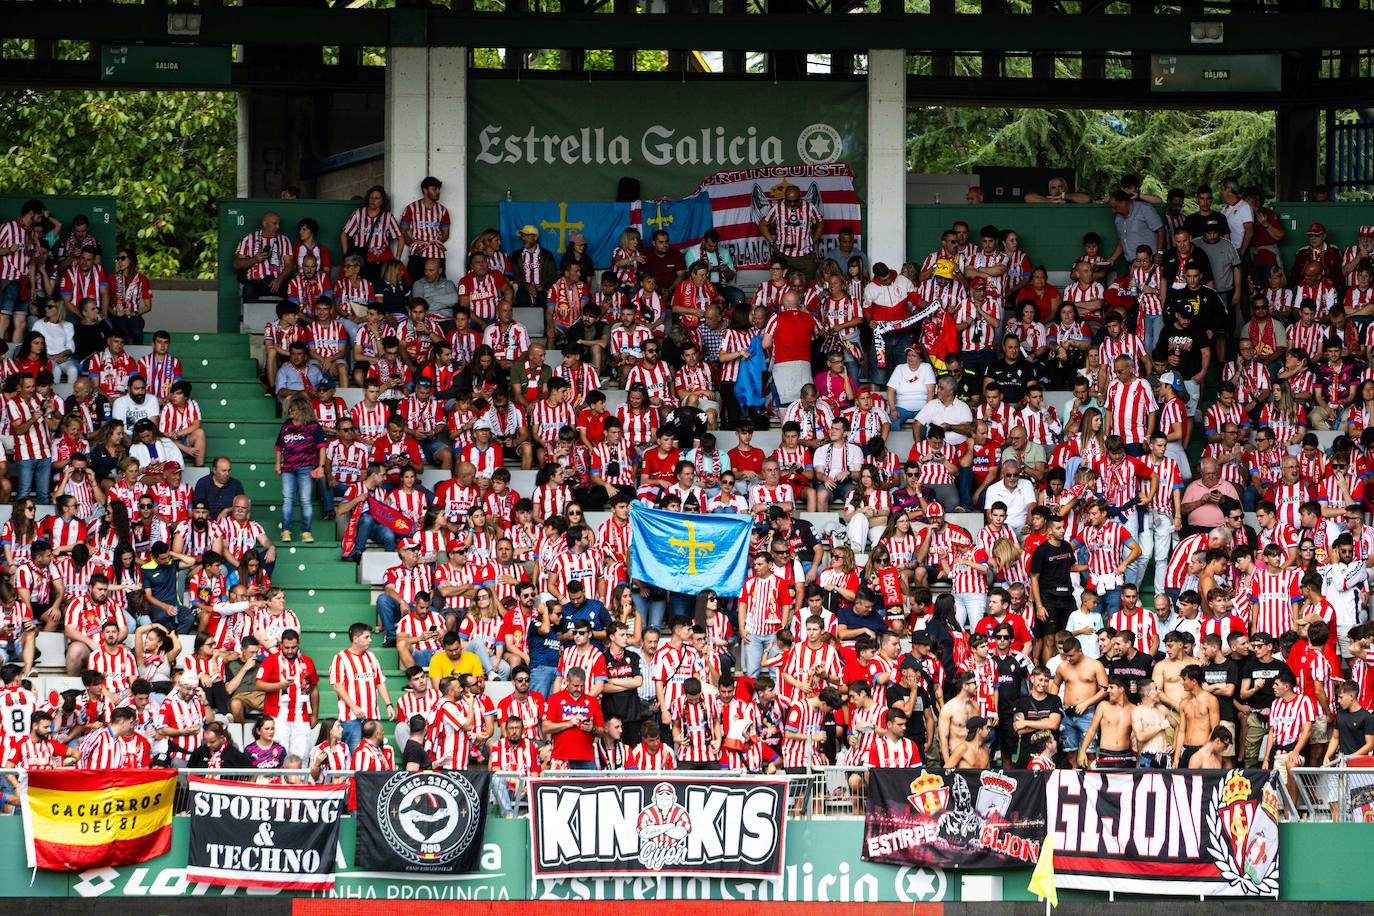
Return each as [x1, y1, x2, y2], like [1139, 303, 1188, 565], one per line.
[885, 344, 937, 431]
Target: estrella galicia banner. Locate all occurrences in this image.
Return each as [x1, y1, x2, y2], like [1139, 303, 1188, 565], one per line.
[355, 770, 491, 874]
[1049, 769, 1280, 896]
[862, 768, 1047, 869]
[529, 775, 788, 879]
[185, 776, 346, 890]
[467, 79, 866, 202]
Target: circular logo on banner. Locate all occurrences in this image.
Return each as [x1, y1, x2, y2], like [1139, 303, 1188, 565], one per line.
[378, 771, 483, 867]
[797, 123, 843, 165]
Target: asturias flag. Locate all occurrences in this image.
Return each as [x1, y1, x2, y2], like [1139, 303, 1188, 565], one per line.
[499, 200, 632, 266]
[630, 192, 714, 252]
[629, 502, 752, 597]
[22, 768, 176, 870]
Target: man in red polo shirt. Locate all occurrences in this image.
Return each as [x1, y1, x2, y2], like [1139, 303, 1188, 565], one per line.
[542, 666, 604, 770]
[764, 291, 818, 408]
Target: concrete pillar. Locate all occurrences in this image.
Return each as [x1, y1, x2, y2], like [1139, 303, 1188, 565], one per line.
[236, 92, 251, 198]
[385, 46, 430, 221]
[428, 46, 467, 260]
[385, 46, 468, 266]
[866, 49, 907, 265]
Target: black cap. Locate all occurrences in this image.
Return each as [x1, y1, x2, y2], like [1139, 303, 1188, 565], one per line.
[1201, 214, 1225, 233]
[966, 716, 988, 740]
[1250, 631, 1274, 645]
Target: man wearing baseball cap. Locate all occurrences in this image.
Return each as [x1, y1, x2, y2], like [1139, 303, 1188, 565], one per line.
[514, 224, 556, 311]
[400, 176, 450, 280]
[1342, 225, 1374, 282]
[1291, 221, 1342, 288]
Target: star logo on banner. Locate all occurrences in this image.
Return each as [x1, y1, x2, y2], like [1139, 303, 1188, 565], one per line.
[797, 123, 843, 165]
[894, 865, 947, 902]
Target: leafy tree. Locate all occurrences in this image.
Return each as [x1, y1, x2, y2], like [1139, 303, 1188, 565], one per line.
[0, 89, 236, 279]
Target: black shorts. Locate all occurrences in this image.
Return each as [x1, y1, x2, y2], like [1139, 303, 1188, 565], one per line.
[1097, 749, 1136, 769]
[1038, 600, 1074, 638]
[1180, 745, 1203, 765]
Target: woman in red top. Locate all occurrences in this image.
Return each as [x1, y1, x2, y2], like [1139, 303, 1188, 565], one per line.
[1014, 266, 1061, 322]
[13, 332, 52, 378]
[111, 247, 154, 344]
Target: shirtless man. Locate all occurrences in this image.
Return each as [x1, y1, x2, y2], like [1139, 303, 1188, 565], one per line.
[1054, 635, 1107, 764]
[1151, 631, 1191, 713]
[1173, 665, 1220, 767]
[1132, 682, 1176, 768]
[1186, 725, 1232, 768]
[946, 716, 991, 768]
[937, 671, 980, 764]
[1081, 676, 1136, 769]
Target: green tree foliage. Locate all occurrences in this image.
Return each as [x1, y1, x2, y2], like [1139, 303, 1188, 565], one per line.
[0, 89, 236, 279]
[907, 106, 1276, 198]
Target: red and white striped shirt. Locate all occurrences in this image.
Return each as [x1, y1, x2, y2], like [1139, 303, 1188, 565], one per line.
[764, 200, 821, 256]
[61, 264, 108, 303]
[781, 695, 826, 768]
[1078, 520, 1136, 578]
[652, 642, 706, 711]
[398, 609, 446, 653]
[1268, 693, 1318, 747]
[0, 219, 32, 280]
[458, 272, 508, 322]
[1107, 608, 1158, 655]
[867, 733, 920, 768]
[329, 649, 385, 721]
[384, 562, 435, 605]
[1249, 566, 1300, 637]
[1105, 377, 1157, 445]
[626, 361, 677, 406]
[5, 393, 49, 461]
[625, 742, 677, 771]
[739, 574, 787, 635]
[235, 230, 290, 280]
[343, 209, 401, 258]
[79, 727, 135, 769]
[89, 645, 138, 697]
[352, 741, 397, 772]
[400, 198, 451, 259]
[528, 400, 576, 447]
[609, 322, 653, 358]
[426, 697, 476, 768]
[492, 736, 542, 775]
[159, 398, 202, 439]
[259, 652, 317, 723]
[482, 321, 531, 362]
[615, 405, 661, 449]
[159, 693, 207, 759]
[668, 694, 721, 762]
[1145, 455, 1183, 514]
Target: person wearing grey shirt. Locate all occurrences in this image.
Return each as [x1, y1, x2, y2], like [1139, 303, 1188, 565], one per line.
[1107, 191, 1165, 265]
[1195, 215, 1243, 310]
[410, 257, 459, 318]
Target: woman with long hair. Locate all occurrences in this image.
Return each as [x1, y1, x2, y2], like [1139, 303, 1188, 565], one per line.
[228, 551, 272, 599]
[463, 587, 509, 680]
[134, 619, 179, 699]
[109, 542, 146, 628]
[246, 717, 286, 770]
[110, 247, 154, 343]
[310, 718, 350, 782]
[459, 504, 499, 559]
[89, 422, 130, 485]
[458, 345, 507, 401]
[1259, 380, 1309, 450]
[275, 396, 327, 543]
[923, 592, 968, 688]
[376, 259, 410, 317]
[1, 497, 37, 568]
[818, 546, 861, 617]
[844, 464, 890, 552]
[1345, 379, 1374, 437]
[1046, 300, 1090, 387]
[609, 583, 643, 645]
[611, 228, 645, 293]
[12, 331, 51, 378]
[340, 185, 401, 283]
[1006, 298, 1050, 363]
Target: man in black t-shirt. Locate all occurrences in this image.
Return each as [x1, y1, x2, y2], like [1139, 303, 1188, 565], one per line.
[1322, 682, 1374, 817]
[1105, 630, 1155, 703]
[1240, 632, 1285, 767]
[1152, 309, 1211, 383]
[601, 621, 647, 744]
[888, 661, 936, 752]
[1011, 665, 1064, 767]
[1199, 633, 1241, 754]
[1030, 517, 1076, 634]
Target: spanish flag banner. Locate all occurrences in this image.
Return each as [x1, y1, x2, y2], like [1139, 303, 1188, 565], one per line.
[21, 768, 177, 870]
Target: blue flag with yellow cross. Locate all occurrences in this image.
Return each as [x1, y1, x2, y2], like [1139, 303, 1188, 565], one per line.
[628, 503, 753, 597]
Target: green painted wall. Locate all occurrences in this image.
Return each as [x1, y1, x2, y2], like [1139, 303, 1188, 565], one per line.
[0, 194, 118, 263]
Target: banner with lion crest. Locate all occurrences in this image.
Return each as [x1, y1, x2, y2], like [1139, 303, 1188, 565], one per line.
[863, 768, 1047, 870]
[863, 768, 1279, 897]
[1047, 768, 1280, 896]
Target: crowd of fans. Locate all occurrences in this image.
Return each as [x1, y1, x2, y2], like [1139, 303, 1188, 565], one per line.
[0, 172, 1371, 820]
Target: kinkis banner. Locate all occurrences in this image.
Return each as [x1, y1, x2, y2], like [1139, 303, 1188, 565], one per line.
[862, 768, 1047, 870]
[1048, 768, 1281, 896]
[529, 775, 788, 879]
[355, 770, 492, 874]
[185, 777, 347, 891]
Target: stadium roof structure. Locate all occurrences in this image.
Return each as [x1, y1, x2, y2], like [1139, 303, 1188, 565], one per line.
[3, 0, 1374, 106]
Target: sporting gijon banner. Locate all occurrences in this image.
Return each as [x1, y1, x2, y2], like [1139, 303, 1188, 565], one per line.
[185, 777, 347, 891]
[1048, 768, 1280, 896]
[529, 775, 787, 879]
[695, 163, 864, 269]
[861, 768, 1047, 870]
[467, 80, 866, 202]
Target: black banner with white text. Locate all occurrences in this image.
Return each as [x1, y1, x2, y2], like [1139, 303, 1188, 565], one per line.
[863, 768, 1047, 869]
[355, 770, 491, 874]
[529, 775, 788, 879]
[1048, 769, 1280, 896]
[185, 777, 346, 891]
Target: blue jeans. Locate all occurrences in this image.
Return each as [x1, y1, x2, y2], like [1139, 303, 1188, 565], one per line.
[150, 602, 197, 634]
[492, 776, 526, 816]
[892, 405, 920, 431]
[1060, 708, 1097, 752]
[347, 509, 398, 558]
[0, 280, 20, 315]
[1141, 314, 1162, 354]
[742, 632, 776, 678]
[1098, 586, 1123, 620]
[15, 458, 51, 502]
[563, 759, 597, 771]
[376, 593, 401, 639]
[341, 718, 362, 752]
[531, 664, 558, 699]
[872, 330, 911, 386]
[633, 590, 666, 631]
[280, 467, 314, 533]
[413, 648, 436, 669]
[320, 481, 347, 516]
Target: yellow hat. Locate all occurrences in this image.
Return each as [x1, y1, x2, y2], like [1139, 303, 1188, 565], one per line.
[933, 259, 956, 280]
[519, 224, 539, 237]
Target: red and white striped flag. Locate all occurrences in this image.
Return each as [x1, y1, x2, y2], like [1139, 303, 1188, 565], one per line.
[694, 163, 863, 269]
